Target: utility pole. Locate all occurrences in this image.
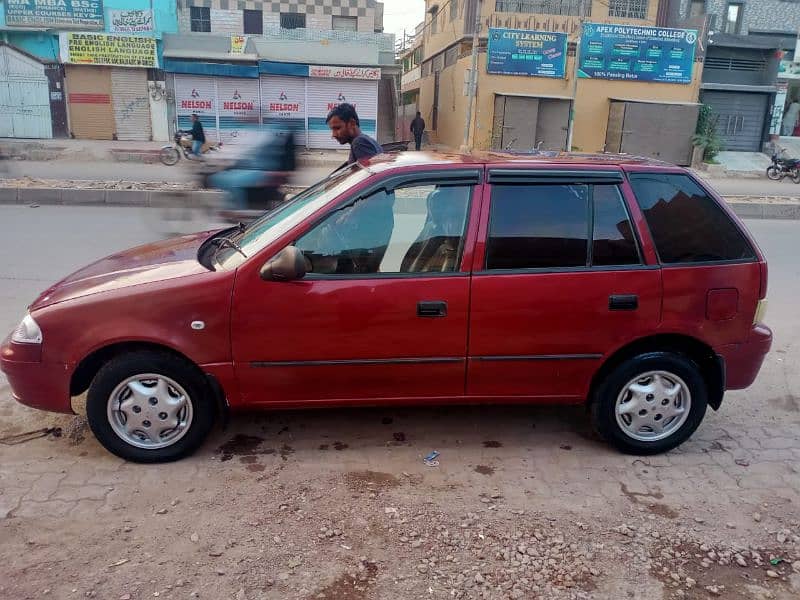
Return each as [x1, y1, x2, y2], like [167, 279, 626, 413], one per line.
[461, 0, 482, 153]
[566, 17, 584, 153]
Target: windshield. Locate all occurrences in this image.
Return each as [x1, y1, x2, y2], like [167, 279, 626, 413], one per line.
[215, 165, 371, 269]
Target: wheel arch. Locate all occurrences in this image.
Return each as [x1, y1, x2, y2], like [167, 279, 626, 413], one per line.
[71, 341, 229, 418]
[589, 334, 725, 410]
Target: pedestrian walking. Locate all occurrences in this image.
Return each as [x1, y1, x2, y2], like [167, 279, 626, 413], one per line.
[190, 114, 206, 157]
[411, 111, 426, 151]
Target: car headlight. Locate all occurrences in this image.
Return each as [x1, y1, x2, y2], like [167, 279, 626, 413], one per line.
[12, 314, 43, 344]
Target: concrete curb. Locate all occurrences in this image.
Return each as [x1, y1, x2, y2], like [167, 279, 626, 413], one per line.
[2, 187, 799, 219]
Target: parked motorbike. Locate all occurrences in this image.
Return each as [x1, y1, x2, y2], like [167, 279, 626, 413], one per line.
[159, 130, 221, 166]
[766, 150, 800, 183]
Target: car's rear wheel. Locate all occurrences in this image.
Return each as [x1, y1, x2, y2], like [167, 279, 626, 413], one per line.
[86, 351, 215, 463]
[590, 352, 707, 455]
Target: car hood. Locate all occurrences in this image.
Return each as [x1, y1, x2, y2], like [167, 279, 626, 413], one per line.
[30, 231, 215, 310]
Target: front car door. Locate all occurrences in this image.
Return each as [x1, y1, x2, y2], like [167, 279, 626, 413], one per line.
[229, 168, 483, 407]
[467, 169, 662, 401]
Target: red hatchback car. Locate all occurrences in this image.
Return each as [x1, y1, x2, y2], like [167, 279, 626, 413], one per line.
[1, 153, 771, 462]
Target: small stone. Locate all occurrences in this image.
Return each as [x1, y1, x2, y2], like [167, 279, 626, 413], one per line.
[235, 589, 246, 600]
[766, 570, 779, 578]
[793, 561, 800, 573]
[208, 550, 223, 557]
[475, 573, 485, 584]
[171, 499, 180, 507]
[273, 536, 281, 544]
[186, 488, 195, 493]
[685, 577, 696, 588]
[753, 513, 762, 522]
[736, 556, 748, 568]
[411, 540, 422, 549]
[120, 595, 131, 600]
[694, 517, 705, 524]
[277, 573, 290, 581]
[726, 522, 736, 529]
[417, 564, 429, 574]
[215, 569, 225, 576]
[705, 585, 722, 596]
[156, 509, 168, 515]
[190, 533, 199, 543]
[777, 531, 787, 544]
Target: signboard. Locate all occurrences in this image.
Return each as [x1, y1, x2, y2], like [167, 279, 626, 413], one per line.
[60, 33, 158, 68]
[230, 35, 247, 54]
[779, 60, 800, 80]
[4, 0, 104, 29]
[109, 9, 153, 33]
[308, 65, 381, 80]
[578, 23, 697, 84]
[487, 28, 567, 78]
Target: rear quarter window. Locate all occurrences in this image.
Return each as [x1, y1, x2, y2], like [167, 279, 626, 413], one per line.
[628, 173, 756, 264]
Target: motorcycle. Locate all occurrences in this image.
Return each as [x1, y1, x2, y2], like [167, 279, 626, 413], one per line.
[766, 149, 800, 183]
[159, 130, 221, 166]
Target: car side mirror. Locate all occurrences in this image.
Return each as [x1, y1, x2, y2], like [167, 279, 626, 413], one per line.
[259, 246, 307, 282]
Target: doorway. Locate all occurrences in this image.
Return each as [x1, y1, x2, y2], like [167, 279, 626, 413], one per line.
[492, 95, 570, 152]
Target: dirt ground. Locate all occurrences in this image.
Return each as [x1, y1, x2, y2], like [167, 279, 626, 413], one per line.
[1, 352, 799, 600]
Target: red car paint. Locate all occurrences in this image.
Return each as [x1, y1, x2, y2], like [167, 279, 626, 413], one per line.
[1, 152, 771, 418]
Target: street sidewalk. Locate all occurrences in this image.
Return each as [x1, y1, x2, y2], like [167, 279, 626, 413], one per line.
[0, 137, 347, 168]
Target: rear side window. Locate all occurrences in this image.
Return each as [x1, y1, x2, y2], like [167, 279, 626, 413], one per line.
[487, 184, 589, 269]
[628, 173, 756, 264]
[486, 183, 641, 270]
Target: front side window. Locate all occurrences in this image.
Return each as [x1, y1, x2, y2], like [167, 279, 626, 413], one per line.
[332, 16, 358, 31]
[190, 7, 211, 32]
[724, 3, 744, 34]
[244, 9, 263, 35]
[608, 0, 649, 20]
[281, 12, 306, 29]
[295, 183, 472, 276]
[629, 173, 756, 264]
[486, 183, 642, 270]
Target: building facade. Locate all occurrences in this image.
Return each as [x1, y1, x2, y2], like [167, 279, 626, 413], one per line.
[163, 0, 397, 148]
[0, 0, 178, 140]
[398, 22, 424, 140]
[667, 0, 800, 152]
[417, 0, 704, 164]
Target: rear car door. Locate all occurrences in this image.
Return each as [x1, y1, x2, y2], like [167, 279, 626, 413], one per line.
[467, 169, 662, 400]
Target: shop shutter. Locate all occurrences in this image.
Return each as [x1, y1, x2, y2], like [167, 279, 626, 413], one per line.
[66, 65, 114, 140]
[174, 74, 219, 142]
[260, 75, 307, 146]
[306, 79, 378, 149]
[111, 68, 152, 141]
[0, 44, 52, 139]
[216, 77, 261, 145]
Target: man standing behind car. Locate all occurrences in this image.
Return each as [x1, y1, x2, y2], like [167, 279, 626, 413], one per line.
[326, 103, 383, 165]
[190, 113, 206, 157]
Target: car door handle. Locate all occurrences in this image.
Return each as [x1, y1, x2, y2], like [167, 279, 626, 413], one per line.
[418, 301, 447, 318]
[609, 295, 639, 311]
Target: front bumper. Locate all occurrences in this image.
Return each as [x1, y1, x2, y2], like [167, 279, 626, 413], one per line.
[718, 325, 773, 390]
[0, 334, 74, 414]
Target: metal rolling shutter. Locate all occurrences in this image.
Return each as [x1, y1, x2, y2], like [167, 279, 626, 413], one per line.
[216, 77, 261, 145]
[174, 74, 219, 142]
[701, 91, 769, 152]
[260, 75, 307, 146]
[0, 45, 52, 139]
[306, 79, 378, 149]
[111, 68, 152, 141]
[66, 65, 114, 140]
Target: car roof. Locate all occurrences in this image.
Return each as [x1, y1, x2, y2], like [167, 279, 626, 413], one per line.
[364, 150, 677, 172]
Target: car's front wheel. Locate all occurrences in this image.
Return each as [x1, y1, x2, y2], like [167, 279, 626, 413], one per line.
[590, 352, 708, 455]
[86, 351, 215, 463]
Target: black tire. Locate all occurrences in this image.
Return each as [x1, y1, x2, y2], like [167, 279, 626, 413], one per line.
[86, 351, 215, 463]
[792, 171, 800, 184]
[160, 146, 180, 166]
[590, 352, 708, 455]
[766, 165, 782, 180]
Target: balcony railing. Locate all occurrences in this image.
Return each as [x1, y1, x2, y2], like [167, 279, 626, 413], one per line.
[494, 0, 592, 16]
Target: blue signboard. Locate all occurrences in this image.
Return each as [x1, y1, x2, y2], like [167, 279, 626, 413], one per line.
[578, 23, 697, 84]
[488, 28, 568, 78]
[4, 0, 104, 29]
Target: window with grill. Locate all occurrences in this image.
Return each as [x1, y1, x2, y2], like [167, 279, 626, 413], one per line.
[494, 0, 590, 16]
[433, 53, 444, 72]
[281, 12, 306, 29]
[333, 16, 358, 31]
[450, 0, 459, 21]
[608, 0, 649, 20]
[244, 9, 263, 35]
[445, 46, 458, 68]
[431, 9, 438, 34]
[190, 6, 211, 32]
[422, 61, 432, 77]
[723, 3, 744, 34]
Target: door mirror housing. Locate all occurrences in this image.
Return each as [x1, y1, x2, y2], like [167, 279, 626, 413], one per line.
[260, 246, 307, 282]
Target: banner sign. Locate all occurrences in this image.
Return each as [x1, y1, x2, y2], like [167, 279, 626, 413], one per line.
[4, 0, 104, 29]
[60, 33, 158, 68]
[230, 35, 247, 54]
[487, 28, 567, 78]
[578, 23, 697, 84]
[109, 9, 153, 33]
[308, 65, 381, 80]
